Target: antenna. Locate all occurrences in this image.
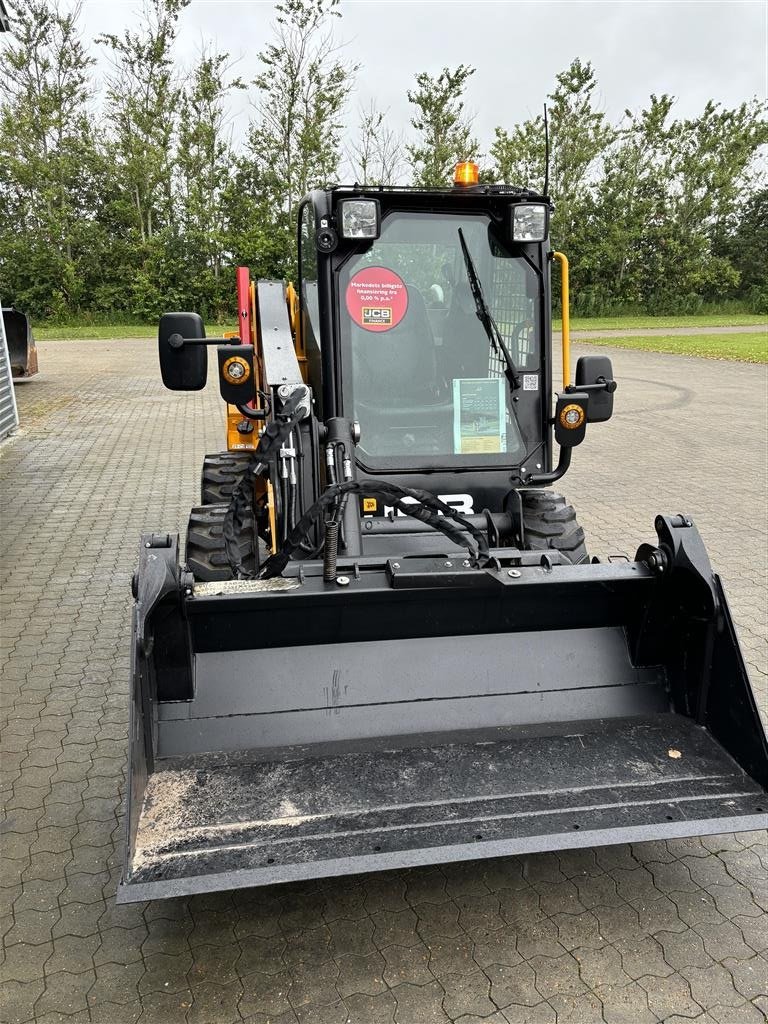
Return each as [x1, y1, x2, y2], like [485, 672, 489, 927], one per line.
[543, 104, 550, 197]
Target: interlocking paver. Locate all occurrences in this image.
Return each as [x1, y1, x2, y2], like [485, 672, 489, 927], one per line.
[239, 968, 293, 1017]
[486, 960, 541, 1008]
[327, 915, 376, 959]
[594, 981, 656, 1024]
[540, 992, 597, 1024]
[441, 969, 497, 1018]
[428, 934, 478, 978]
[723, 954, 768, 1001]
[372, 906, 420, 947]
[1, 338, 766, 1022]
[335, 950, 388, 998]
[391, 979, 450, 1023]
[186, 980, 243, 1024]
[342, 990, 397, 1024]
[638, 970, 702, 1019]
[381, 940, 433, 986]
[473, 928, 523, 969]
[236, 933, 287, 976]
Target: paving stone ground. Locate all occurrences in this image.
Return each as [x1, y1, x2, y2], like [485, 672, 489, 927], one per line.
[1, 338, 766, 1024]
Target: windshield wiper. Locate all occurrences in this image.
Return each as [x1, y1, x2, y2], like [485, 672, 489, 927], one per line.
[457, 228, 521, 391]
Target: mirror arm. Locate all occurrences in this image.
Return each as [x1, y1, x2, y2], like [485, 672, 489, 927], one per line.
[168, 334, 239, 349]
[523, 445, 572, 485]
[566, 376, 617, 395]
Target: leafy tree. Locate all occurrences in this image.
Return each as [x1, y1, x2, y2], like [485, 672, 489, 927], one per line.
[220, 158, 292, 284]
[98, 0, 189, 243]
[0, 0, 103, 316]
[711, 188, 768, 311]
[175, 49, 245, 315]
[492, 59, 614, 252]
[1, 5, 765, 323]
[576, 95, 678, 309]
[581, 95, 767, 311]
[247, 0, 356, 270]
[673, 99, 767, 238]
[347, 102, 404, 185]
[406, 65, 479, 187]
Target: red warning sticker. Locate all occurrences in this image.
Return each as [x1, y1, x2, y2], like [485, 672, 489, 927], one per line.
[345, 266, 409, 332]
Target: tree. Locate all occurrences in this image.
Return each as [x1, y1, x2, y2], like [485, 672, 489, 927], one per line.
[581, 95, 767, 311]
[406, 65, 479, 187]
[0, 0, 103, 316]
[712, 187, 768, 309]
[175, 49, 245, 314]
[346, 102, 404, 185]
[673, 99, 768, 239]
[98, 0, 189, 243]
[576, 95, 678, 309]
[247, 0, 356, 261]
[492, 59, 614, 255]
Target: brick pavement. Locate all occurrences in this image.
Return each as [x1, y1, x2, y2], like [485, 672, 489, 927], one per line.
[1, 338, 766, 1024]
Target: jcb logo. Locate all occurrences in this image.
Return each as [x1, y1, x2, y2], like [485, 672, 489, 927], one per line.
[362, 306, 392, 325]
[362, 493, 475, 517]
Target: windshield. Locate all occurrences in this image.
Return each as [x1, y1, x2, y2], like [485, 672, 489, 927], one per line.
[338, 210, 540, 467]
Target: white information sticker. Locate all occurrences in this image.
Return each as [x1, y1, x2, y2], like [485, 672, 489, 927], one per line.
[452, 378, 506, 455]
[523, 374, 539, 391]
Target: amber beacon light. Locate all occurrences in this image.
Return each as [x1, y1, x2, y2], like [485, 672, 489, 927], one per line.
[454, 161, 479, 186]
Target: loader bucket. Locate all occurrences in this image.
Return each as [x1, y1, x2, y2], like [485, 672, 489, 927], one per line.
[3, 308, 38, 378]
[119, 517, 768, 902]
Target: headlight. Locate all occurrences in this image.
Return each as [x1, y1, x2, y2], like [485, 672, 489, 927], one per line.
[511, 204, 549, 243]
[339, 199, 381, 240]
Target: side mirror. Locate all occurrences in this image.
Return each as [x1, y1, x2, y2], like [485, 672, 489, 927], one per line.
[158, 312, 207, 391]
[575, 355, 616, 422]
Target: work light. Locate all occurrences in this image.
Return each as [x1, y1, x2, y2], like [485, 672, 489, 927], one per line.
[511, 204, 549, 243]
[339, 199, 381, 240]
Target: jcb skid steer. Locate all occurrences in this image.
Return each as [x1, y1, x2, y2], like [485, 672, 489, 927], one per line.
[2, 307, 38, 378]
[120, 164, 768, 902]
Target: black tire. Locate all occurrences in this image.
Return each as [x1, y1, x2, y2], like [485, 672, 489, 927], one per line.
[519, 490, 589, 565]
[185, 503, 264, 581]
[201, 451, 252, 505]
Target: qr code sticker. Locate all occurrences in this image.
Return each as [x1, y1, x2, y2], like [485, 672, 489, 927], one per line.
[523, 374, 538, 391]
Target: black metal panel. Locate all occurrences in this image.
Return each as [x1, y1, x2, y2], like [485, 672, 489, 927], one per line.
[156, 626, 668, 756]
[186, 563, 658, 654]
[158, 684, 670, 758]
[122, 610, 150, 890]
[706, 576, 768, 787]
[118, 714, 768, 903]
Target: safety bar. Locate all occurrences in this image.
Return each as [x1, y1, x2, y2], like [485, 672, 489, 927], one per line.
[552, 251, 570, 389]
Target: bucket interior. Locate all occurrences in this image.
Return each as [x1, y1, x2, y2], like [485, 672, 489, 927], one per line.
[126, 713, 766, 898]
[120, 566, 768, 902]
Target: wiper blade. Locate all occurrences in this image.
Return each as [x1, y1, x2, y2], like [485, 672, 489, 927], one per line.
[457, 228, 521, 391]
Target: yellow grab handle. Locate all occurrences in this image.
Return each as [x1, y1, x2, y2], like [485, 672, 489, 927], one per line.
[552, 251, 570, 389]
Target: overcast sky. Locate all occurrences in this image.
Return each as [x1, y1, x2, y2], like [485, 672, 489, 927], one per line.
[73, 0, 766, 156]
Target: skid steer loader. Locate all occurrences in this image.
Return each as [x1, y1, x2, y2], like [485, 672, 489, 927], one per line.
[2, 307, 39, 379]
[120, 163, 767, 902]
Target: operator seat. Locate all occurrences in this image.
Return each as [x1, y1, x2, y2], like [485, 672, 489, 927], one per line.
[352, 286, 437, 407]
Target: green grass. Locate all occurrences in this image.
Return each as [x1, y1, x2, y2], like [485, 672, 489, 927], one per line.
[34, 323, 239, 340]
[555, 313, 768, 332]
[575, 331, 767, 363]
[35, 313, 767, 341]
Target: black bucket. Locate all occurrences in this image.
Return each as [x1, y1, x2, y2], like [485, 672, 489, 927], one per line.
[118, 520, 768, 902]
[3, 308, 39, 378]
